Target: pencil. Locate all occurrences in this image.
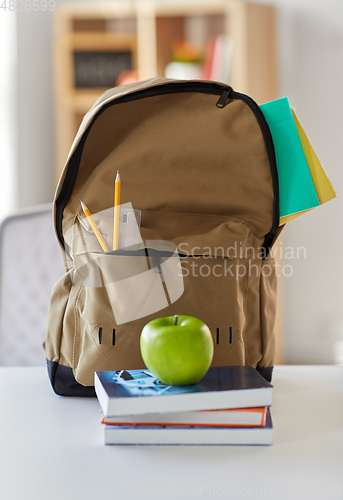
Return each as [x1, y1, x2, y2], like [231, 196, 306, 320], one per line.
[80, 199, 109, 252]
[113, 170, 121, 250]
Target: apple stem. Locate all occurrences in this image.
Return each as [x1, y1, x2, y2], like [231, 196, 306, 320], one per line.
[174, 315, 178, 326]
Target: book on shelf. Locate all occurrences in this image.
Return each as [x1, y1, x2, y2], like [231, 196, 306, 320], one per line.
[94, 365, 273, 418]
[202, 36, 216, 80]
[103, 406, 267, 428]
[102, 408, 273, 446]
[202, 34, 233, 84]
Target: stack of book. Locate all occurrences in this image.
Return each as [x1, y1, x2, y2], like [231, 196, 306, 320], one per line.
[94, 365, 273, 446]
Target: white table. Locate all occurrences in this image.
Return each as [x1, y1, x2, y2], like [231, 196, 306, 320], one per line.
[0, 366, 342, 500]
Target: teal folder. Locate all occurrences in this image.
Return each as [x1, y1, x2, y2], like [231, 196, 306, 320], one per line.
[259, 97, 320, 218]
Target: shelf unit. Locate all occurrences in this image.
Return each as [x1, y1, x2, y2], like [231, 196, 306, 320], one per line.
[54, 0, 278, 180]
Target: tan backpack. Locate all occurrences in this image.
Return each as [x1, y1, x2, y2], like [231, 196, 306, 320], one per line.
[46, 77, 280, 396]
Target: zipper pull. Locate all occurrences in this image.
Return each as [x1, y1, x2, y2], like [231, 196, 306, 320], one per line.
[216, 87, 232, 108]
[152, 253, 164, 281]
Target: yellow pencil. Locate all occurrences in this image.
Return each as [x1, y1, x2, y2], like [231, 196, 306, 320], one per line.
[113, 170, 121, 250]
[80, 200, 109, 252]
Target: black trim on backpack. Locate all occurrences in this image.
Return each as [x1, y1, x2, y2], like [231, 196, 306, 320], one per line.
[47, 359, 96, 397]
[46, 358, 273, 396]
[255, 365, 273, 383]
[230, 90, 279, 254]
[55, 81, 279, 259]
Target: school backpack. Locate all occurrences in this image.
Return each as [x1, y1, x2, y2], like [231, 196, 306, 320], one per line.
[45, 77, 280, 397]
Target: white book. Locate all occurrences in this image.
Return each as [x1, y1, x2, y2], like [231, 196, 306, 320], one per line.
[210, 34, 234, 84]
[103, 409, 273, 446]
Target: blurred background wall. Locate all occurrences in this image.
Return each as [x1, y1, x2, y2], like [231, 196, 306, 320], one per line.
[0, 0, 342, 364]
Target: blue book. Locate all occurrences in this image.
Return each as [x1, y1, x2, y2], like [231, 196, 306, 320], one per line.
[94, 365, 273, 417]
[103, 408, 273, 446]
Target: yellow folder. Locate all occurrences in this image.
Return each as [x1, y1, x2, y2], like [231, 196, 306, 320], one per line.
[279, 111, 336, 225]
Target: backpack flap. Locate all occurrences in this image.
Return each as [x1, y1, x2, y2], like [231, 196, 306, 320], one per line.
[54, 78, 278, 259]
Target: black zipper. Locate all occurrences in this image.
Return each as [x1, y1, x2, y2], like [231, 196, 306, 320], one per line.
[216, 87, 232, 108]
[93, 248, 202, 258]
[56, 81, 279, 258]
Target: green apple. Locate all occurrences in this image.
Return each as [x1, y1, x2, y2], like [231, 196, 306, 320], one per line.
[140, 315, 214, 385]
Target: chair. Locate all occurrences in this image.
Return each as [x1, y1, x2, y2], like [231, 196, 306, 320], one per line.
[0, 204, 65, 365]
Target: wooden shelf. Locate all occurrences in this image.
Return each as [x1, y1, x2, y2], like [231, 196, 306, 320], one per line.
[54, 0, 278, 180]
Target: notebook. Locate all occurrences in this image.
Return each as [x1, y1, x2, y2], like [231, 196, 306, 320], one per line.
[260, 97, 320, 220]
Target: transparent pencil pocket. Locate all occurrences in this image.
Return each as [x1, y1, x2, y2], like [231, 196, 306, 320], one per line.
[64, 205, 184, 327]
[66, 203, 142, 255]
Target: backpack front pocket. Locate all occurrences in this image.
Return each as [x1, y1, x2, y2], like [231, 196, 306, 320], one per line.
[69, 211, 253, 386]
[176, 253, 248, 366]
